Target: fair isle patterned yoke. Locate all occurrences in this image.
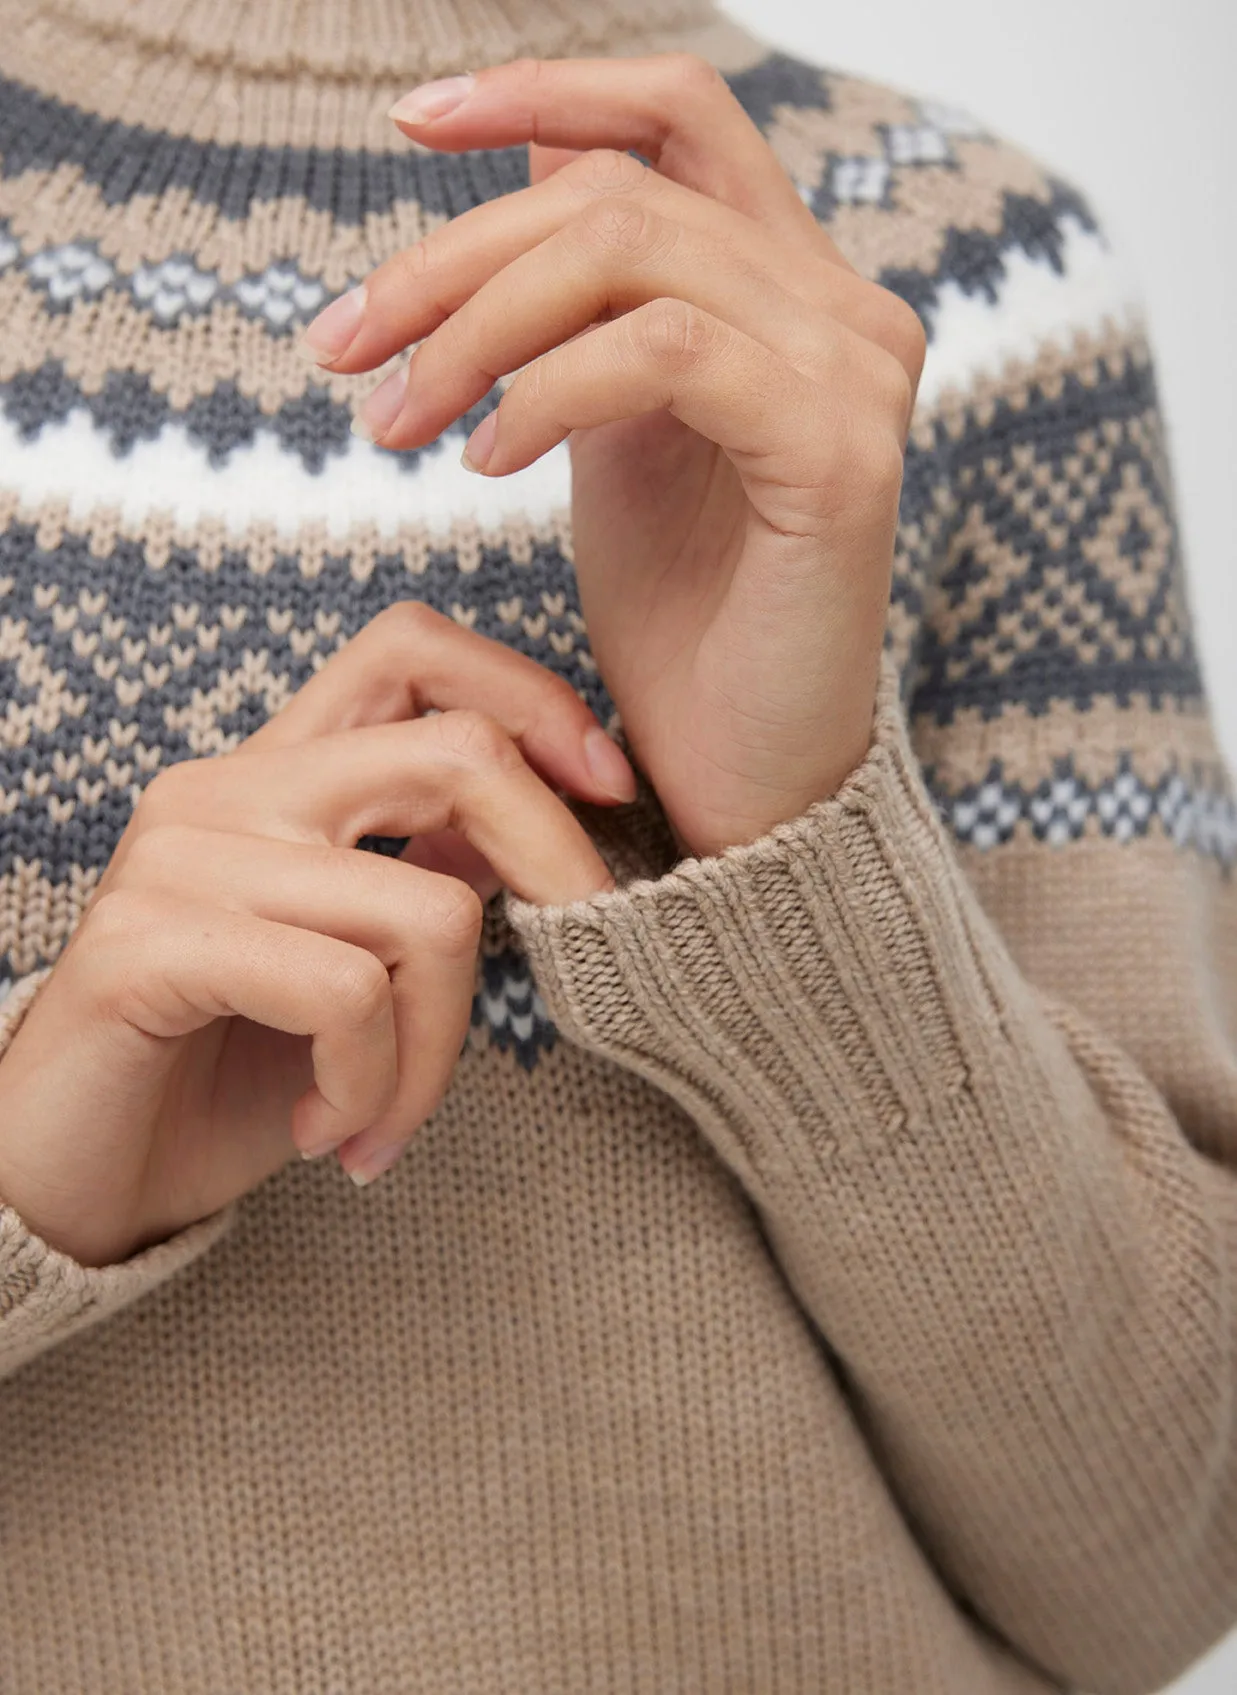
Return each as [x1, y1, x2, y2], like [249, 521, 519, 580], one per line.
[0, 23, 1234, 1080]
[7, 9, 1237, 1693]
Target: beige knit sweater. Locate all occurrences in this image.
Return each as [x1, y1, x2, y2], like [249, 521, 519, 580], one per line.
[1, 2, 1236, 1691]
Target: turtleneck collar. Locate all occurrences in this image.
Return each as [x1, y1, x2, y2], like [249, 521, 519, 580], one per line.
[2, 0, 764, 149]
[30, 0, 720, 80]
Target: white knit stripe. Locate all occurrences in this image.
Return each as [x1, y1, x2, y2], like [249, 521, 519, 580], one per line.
[0, 412, 573, 541]
[916, 213, 1144, 411]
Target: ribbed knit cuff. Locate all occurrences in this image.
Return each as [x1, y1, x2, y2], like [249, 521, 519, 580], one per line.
[0, 969, 237, 1381]
[504, 654, 1006, 1187]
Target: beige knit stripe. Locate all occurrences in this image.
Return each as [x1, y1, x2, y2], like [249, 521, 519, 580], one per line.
[911, 697, 1228, 791]
[0, 274, 383, 411]
[910, 318, 1156, 449]
[2, 25, 408, 153]
[957, 831, 1237, 1061]
[0, 491, 574, 579]
[52, 0, 715, 75]
[36, 0, 724, 79]
[0, 865, 100, 977]
[0, 11, 753, 146]
[0, 173, 445, 291]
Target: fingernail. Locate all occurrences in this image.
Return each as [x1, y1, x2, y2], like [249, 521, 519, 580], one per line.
[460, 409, 498, 473]
[388, 74, 476, 126]
[300, 1130, 349, 1161]
[347, 1143, 406, 1188]
[585, 726, 638, 802]
[299, 283, 366, 364]
[351, 368, 407, 444]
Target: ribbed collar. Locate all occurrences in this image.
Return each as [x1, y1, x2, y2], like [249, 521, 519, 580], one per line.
[33, 0, 719, 79]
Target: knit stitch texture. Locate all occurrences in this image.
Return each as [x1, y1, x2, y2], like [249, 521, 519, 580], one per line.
[1, 3, 1236, 1691]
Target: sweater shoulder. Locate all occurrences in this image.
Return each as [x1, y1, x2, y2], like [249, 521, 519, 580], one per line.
[725, 47, 1109, 256]
[723, 49, 1139, 362]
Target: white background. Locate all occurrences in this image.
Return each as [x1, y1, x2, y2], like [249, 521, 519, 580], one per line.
[719, 1, 1237, 1690]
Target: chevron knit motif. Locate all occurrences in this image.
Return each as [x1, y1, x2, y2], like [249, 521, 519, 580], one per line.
[1, 4, 1236, 1692]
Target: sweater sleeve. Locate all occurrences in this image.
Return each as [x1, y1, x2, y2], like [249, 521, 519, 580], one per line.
[0, 972, 237, 1383]
[503, 362, 1237, 1691]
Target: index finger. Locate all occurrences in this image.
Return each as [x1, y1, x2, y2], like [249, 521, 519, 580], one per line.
[240, 601, 638, 806]
[390, 54, 850, 263]
[228, 714, 616, 906]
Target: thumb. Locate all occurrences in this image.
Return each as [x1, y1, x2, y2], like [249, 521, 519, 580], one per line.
[528, 141, 585, 186]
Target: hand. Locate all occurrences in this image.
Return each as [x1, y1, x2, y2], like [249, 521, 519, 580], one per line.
[302, 54, 927, 860]
[0, 605, 631, 1266]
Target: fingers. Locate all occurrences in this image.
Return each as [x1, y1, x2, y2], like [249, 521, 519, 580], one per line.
[78, 888, 400, 1161]
[354, 193, 878, 453]
[304, 148, 902, 387]
[459, 300, 907, 540]
[388, 55, 831, 248]
[114, 828, 483, 1177]
[303, 149, 736, 373]
[243, 600, 636, 807]
[301, 140, 925, 444]
[136, 710, 618, 907]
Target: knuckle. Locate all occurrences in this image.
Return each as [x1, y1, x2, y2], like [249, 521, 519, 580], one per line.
[516, 356, 554, 412]
[85, 886, 158, 947]
[855, 423, 906, 501]
[663, 52, 726, 102]
[640, 297, 716, 373]
[395, 237, 434, 285]
[120, 821, 197, 884]
[566, 147, 649, 199]
[510, 55, 544, 86]
[134, 759, 202, 825]
[574, 195, 666, 264]
[803, 412, 903, 519]
[873, 349, 915, 426]
[435, 708, 521, 773]
[876, 290, 928, 385]
[536, 670, 589, 727]
[422, 882, 485, 952]
[371, 598, 444, 646]
[331, 954, 391, 1027]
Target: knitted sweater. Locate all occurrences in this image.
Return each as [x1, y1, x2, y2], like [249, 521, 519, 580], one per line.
[2, 1, 1235, 1689]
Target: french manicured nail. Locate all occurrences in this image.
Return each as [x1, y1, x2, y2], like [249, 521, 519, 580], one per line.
[347, 1143, 406, 1188]
[351, 368, 407, 443]
[299, 283, 366, 364]
[460, 410, 498, 473]
[388, 74, 476, 126]
[585, 727, 638, 802]
[300, 1136, 346, 1162]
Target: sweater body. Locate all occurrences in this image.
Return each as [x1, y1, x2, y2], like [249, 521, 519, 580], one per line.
[2, 4, 1236, 1692]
